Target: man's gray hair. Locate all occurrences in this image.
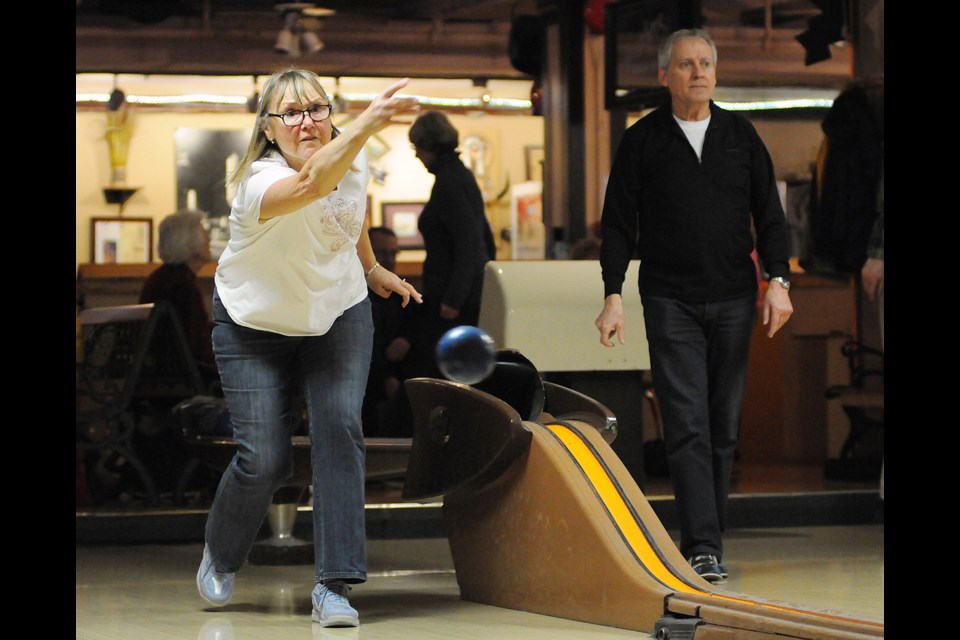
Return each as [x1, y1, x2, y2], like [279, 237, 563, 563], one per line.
[658, 28, 718, 70]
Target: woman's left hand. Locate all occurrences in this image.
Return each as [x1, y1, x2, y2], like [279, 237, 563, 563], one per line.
[368, 268, 423, 307]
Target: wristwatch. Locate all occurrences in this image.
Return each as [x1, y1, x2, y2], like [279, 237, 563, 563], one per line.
[769, 276, 791, 291]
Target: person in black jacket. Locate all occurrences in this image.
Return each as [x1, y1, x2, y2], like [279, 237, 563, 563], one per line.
[406, 111, 496, 380]
[595, 29, 794, 584]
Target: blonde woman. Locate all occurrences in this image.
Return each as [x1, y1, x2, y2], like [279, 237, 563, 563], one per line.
[196, 68, 420, 627]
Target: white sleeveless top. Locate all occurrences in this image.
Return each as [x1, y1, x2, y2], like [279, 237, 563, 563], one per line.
[215, 148, 370, 336]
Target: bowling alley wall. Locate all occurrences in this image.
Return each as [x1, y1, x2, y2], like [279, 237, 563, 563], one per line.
[76, 105, 823, 271]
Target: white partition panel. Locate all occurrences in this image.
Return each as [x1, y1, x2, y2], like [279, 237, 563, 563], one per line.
[478, 260, 649, 372]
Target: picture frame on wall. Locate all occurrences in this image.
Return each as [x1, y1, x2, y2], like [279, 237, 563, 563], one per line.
[381, 202, 425, 249]
[90, 216, 153, 264]
[334, 114, 392, 161]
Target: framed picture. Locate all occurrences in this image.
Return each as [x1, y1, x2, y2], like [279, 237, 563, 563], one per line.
[365, 133, 392, 162]
[381, 202, 425, 249]
[525, 145, 545, 182]
[90, 216, 153, 264]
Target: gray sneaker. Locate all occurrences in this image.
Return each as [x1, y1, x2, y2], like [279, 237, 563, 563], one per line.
[312, 580, 359, 627]
[688, 554, 726, 584]
[196, 545, 235, 606]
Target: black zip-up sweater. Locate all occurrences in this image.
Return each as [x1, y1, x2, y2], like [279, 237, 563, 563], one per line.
[600, 101, 791, 302]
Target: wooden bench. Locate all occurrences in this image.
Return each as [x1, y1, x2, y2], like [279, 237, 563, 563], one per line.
[176, 404, 412, 564]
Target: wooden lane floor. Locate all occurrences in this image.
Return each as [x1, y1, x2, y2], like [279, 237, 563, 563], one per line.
[75, 524, 882, 640]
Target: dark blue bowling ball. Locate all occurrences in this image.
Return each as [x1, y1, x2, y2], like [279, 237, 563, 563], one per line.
[435, 325, 497, 384]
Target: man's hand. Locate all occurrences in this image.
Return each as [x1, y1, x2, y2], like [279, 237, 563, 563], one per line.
[762, 282, 793, 338]
[439, 303, 460, 320]
[385, 337, 411, 362]
[596, 294, 626, 347]
[861, 258, 884, 301]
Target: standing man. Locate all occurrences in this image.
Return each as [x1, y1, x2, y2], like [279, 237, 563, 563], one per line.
[595, 28, 793, 584]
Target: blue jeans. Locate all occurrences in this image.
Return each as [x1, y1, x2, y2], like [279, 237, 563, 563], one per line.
[206, 290, 372, 585]
[641, 294, 756, 560]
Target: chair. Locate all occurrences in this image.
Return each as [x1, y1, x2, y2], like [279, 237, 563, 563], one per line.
[824, 337, 884, 481]
[76, 302, 207, 505]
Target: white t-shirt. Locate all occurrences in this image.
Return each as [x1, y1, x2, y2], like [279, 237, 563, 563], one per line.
[675, 114, 710, 160]
[215, 148, 370, 336]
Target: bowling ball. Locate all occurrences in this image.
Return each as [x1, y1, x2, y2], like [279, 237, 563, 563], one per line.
[435, 325, 497, 385]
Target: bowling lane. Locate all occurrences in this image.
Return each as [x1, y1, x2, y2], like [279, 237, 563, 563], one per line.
[75, 527, 884, 640]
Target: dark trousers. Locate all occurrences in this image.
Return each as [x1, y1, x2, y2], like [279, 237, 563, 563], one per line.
[641, 294, 756, 560]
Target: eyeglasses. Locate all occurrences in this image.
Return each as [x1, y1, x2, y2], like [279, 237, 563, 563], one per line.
[267, 104, 333, 127]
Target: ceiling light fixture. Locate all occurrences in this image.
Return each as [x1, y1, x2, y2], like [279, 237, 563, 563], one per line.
[274, 3, 334, 57]
[301, 30, 324, 54]
[274, 11, 298, 55]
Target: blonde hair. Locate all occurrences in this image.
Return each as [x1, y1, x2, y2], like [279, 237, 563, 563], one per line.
[227, 67, 344, 190]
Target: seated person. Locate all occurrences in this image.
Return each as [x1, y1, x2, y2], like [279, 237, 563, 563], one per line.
[363, 226, 415, 437]
[124, 210, 228, 496]
[139, 209, 219, 391]
[570, 222, 603, 260]
[570, 236, 602, 260]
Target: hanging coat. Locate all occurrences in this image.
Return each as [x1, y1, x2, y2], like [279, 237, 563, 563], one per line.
[801, 83, 883, 275]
